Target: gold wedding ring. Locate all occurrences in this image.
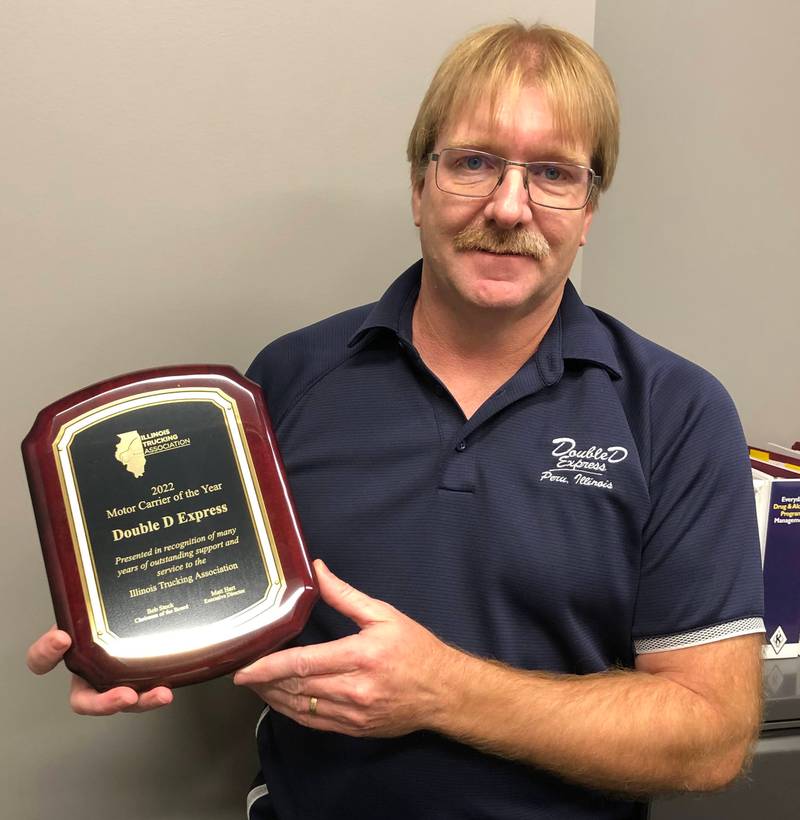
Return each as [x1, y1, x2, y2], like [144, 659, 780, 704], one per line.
[308, 696, 318, 715]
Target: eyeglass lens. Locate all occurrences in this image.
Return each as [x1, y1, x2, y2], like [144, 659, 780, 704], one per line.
[436, 148, 592, 209]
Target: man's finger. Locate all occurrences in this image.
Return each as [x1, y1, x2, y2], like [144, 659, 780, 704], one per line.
[314, 559, 390, 628]
[246, 670, 361, 706]
[263, 690, 363, 736]
[122, 686, 174, 713]
[234, 634, 361, 685]
[69, 675, 139, 716]
[27, 627, 71, 675]
[69, 676, 173, 716]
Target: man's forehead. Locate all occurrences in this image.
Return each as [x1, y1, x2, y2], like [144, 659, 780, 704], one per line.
[439, 87, 590, 163]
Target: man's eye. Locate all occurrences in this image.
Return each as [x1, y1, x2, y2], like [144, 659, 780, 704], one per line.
[460, 155, 488, 171]
[542, 166, 563, 181]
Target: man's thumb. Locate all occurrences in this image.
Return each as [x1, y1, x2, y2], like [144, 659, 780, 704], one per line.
[313, 559, 387, 628]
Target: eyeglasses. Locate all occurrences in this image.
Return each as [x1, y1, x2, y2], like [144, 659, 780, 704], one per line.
[428, 148, 600, 210]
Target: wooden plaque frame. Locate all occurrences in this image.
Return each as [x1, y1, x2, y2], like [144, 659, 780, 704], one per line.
[22, 365, 317, 692]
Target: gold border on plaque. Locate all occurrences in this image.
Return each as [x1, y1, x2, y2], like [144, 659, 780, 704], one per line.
[52, 387, 287, 657]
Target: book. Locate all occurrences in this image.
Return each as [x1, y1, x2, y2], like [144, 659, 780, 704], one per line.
[750, 445, 800, 475]
[754, 470, 800, 659]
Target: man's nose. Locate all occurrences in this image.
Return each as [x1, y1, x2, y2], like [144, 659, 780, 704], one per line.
[483, 165, 534, 228]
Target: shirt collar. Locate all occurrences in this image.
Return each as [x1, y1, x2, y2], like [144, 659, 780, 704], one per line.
[348, 259, 621, 380]
[347, 260, 422, 348]
[558, 279, 622, 379]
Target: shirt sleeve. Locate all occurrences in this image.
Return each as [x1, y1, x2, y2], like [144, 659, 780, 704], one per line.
[631, 363, 764, 654]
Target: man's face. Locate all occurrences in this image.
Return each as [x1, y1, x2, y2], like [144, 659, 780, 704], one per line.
[412, 85, 594, 316]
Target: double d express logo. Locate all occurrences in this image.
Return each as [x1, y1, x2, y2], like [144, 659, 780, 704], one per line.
[539, 436, 628, 490]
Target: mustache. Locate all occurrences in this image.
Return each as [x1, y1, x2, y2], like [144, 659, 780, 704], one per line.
[452, 223, 551, 260]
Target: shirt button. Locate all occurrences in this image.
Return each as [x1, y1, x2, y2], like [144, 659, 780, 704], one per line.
[456, 440, 466, 452]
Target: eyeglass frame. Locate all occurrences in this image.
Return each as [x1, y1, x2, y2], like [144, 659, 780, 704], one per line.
[427, 148, 601, 211]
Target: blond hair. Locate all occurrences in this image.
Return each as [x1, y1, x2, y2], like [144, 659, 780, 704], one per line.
[407, 22, 619, 205]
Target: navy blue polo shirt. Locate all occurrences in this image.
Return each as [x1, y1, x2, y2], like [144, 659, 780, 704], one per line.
[245, 260, 764, 820]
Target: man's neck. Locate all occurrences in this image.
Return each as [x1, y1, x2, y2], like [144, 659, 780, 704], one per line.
[410, 274, 564, 418]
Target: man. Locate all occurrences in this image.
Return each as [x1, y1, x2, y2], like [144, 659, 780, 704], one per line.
[29, 22, 764, 820]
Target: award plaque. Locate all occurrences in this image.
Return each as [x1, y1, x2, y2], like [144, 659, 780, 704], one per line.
[22, 365, 318, 692]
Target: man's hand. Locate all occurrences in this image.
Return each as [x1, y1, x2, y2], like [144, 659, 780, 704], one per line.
[233, 559, 456, 737]
[27, 626, 173, 715]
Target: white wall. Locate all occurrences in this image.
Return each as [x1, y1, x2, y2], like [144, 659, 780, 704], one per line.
[0, 3, 597, 818]
[587, 0, 800, 446]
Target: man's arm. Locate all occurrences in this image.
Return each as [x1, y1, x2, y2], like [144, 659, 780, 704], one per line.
[235, 560, 763, 797]
[27, 627, 173, 715]
[435, 632, 762, 795]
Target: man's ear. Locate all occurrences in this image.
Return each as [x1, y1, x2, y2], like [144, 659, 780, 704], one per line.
[579, 203, 594, 247]
[411, 176, 424, 227]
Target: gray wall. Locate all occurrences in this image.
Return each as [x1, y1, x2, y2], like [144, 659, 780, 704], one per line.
[587, 0, 800, 446]
[1, 3, 596, 819]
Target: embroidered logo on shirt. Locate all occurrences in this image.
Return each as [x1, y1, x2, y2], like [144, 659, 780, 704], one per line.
[539, 436, 629, 490]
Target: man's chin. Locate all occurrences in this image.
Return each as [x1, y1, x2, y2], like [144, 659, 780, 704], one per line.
[459, 263, 566, 313]
[462, 278, 542, 311]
